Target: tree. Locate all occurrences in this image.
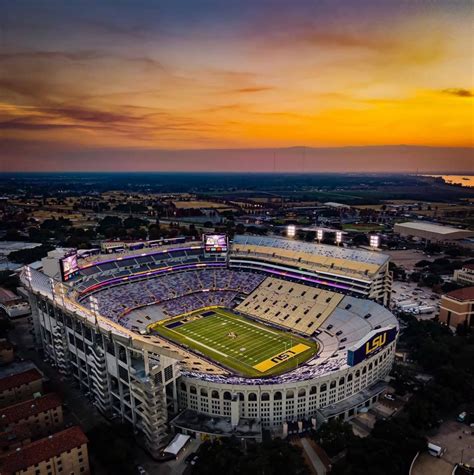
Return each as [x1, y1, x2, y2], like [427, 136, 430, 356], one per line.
[9, 244, 53, 264]
[193, 437, 309, 475]
[414, 260, 431, 268]
[352, 234, 369, 246]
[0, 271, 20, 291]
[334, 419, 425, 475]
[315, 419, 355, 457]
[87, 423, 136, 475]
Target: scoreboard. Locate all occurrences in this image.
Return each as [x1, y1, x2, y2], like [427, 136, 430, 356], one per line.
[60, 252, 79, 282]
[203, 234, 228, 256]
[347, 326, 397, 366]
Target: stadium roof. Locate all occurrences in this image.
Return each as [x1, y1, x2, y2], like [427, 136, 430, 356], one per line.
[395, 221, 473, 236]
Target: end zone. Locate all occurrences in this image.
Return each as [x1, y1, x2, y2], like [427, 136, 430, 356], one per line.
[253, 343, 310, 372]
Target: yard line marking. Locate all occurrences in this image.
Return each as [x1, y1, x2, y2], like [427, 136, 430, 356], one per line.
[182, 335, 228, 357]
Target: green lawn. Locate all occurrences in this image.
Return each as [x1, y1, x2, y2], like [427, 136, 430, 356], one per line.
[151, 308, 318, 377]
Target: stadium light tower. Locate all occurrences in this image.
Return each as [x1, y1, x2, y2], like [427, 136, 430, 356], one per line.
[287, 224, 296, 238]
[335, 231, 342, 246]
[25, 266, 32, 289]
[316, 229, 323, 243]
[370, 234, 380, 249]
[90, 296, 99, 325]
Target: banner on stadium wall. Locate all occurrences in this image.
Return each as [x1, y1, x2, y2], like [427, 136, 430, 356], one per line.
[347, 326, 398, 366]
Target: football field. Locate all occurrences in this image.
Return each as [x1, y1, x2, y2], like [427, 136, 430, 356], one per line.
[151, 308, 318, 377]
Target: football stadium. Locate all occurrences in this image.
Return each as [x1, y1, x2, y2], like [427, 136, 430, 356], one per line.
[22, 234, 398, 456]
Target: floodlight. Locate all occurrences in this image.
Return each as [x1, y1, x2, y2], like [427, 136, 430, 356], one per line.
[370, 235, 379, 248]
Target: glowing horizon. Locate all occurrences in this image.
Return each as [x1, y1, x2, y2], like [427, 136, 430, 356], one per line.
[0, 0, 473, 172]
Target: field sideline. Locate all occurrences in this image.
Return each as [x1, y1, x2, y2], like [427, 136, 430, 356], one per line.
[150, 308, 318, 377]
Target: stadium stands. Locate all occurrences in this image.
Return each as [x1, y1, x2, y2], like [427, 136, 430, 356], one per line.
[80, 269, 265, 323]
[237, 277, 343, 336]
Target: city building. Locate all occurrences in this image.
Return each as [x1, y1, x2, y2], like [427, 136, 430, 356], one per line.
[0, 288, 30, 319]
[0, 367, 43, 409]
[21, 236, 398, 456]
[453, 263, 474, 286]
[0, 394, 63, 439]
[439, 287, 474, 329]
[0, 340, 15, 365]
[0, 426, 89, 475]
[394, 221, 474, 244]
[0, 424, 33, 455]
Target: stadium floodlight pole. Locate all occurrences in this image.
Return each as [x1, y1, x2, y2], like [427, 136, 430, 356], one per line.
[25, 266, 32, 291]
[287, 224, 296, 238]
[90, 296, 99, 326]
[47, 278, 60, 363]
[370, 234, 379, 249]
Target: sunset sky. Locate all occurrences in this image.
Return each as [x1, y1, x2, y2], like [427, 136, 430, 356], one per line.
[0, 0, 473, 172]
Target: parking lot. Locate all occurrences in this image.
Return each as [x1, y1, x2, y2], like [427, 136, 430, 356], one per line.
[391, 280, 440, 320]
[413, 420, 474, 475]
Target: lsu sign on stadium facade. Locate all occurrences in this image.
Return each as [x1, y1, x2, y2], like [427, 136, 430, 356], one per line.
[21, 235, 397, 456]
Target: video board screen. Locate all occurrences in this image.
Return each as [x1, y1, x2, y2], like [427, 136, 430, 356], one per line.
[60, 253, 79, 282]
[347, 327, 397, 366]
[203, 234, 228, 254]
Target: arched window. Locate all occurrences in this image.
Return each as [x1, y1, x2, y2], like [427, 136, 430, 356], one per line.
[180, 382, 186, 391]
[248, 392, 257, 401]
[189, 385, 197, 395]
[309, 386, 317, 395]
[355, 370, 360, 378]
[261, 392, 270, 401]
[274, 391, 282, 400]
[211, 390, 219, 399]
[298, 388, 306, 398]
[200, 388, 208, 397]
[362, 366, 367, 374]
[223, 391, 232, 400]
[368, 363, 373, 371]
[320, 384, 327, 392]
[238, 392, 245, 401]
[339, 377, 345, 386]
[330, 381, 336, 389]
[286, 390, 294, 399]
[347, 374, 353, 382]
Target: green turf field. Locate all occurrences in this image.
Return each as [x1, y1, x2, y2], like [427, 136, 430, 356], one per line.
[151, 308, 318, 377]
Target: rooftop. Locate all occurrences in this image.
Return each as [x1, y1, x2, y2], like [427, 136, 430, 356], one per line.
[0, 368, 42, 393]
[0, 288, 19, 304]
[0, 424, 32, 448]
[0, 426, 87, 473]
[444, 286, 474, 302]
[0, 394, 61, 426]
[317, 380, 386, 419]
[395, 221, 473, 236]
[171, 409, 262, 438]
